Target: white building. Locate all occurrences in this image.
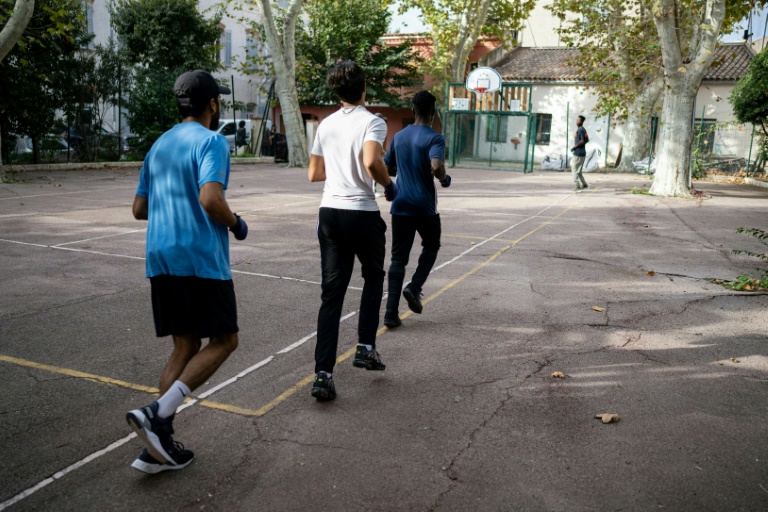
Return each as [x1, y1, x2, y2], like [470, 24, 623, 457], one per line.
[82, 0, 272, 134]
[447, 42, 757, 170]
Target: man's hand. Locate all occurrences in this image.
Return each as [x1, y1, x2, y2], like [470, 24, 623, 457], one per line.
[440, 175, 452, 188]
[384, 180, 398, 202]
[230, 214, 248, 240]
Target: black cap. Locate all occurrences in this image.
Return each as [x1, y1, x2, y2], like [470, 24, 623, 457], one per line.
[174, 70, 231, 107]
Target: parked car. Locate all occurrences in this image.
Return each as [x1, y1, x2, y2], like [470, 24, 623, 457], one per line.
[216, 119, 272, 153]
[15, 135, 78, 163]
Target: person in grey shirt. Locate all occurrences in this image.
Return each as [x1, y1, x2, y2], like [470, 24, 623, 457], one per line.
[570, 115, 589, 191]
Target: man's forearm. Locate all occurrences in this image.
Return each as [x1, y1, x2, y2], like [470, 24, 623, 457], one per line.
[367, 159, 391, 187]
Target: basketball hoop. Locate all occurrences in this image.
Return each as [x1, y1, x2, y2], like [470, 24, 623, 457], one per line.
[465, 67, 501, 95]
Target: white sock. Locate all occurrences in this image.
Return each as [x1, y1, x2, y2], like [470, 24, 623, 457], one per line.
[358, 344, 373, 351]
[156, 380, 191, 418]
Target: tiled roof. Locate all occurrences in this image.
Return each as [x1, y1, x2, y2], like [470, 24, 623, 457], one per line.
[495, 43, 753, 82]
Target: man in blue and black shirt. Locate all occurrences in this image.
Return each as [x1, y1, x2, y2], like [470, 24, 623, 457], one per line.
[571, 115, 589, 191]
[383, 91, 451, 327]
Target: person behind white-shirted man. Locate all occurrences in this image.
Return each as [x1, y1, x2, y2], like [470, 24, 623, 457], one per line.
[127, 70, 249, 473]
[383, 90, 450, 328]
[308, 60, 398, 401]
[570, 115, 589, 191]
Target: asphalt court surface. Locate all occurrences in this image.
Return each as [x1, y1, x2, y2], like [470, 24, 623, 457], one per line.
[1, 166, 767, 511]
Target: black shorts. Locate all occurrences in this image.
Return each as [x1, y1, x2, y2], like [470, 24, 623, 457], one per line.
[150, 275, 239, 338]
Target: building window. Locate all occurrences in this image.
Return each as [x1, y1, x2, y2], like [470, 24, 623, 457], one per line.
[246, 32, 260, 72]
[85, 1, 94, 49]
[694, 118, 717, 155]
[534, 114, 552, 145]
[486, 115, 507, 143]
[224, 30, 232, 68]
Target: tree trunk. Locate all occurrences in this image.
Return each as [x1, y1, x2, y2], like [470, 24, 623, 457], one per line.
[254, 0, 308, 167]
[649, 81, 696, 196]
[616, 80, 662, 173]
[650, 0, 725, 196]
[449, 0, 492, 83]
[616, 110, 652, 173]
[0, 0, 35, 62]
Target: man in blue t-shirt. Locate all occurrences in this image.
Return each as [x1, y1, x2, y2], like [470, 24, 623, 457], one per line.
[383, 91, 451, 327]
[126, 70, 249, 474]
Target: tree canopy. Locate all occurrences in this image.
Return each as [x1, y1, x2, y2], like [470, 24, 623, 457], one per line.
[730, 48, 768, 135]
[110, 0, 222, 150]
[295, 0, 422, 108]
[401, 0, 534, 94]
[0, 0, 89, 162]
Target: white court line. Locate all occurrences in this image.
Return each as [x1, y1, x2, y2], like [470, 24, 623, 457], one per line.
[51, 246, 146, 261]
[0, 433, 138, 511]
[0, 190, 579, 509]
[52, 229, 147, 247]
[239, 199, 318, 214]
[0, 238, 49, 248]
[232, 269, 363, 291]
[0, 186, 134, 201]
[431, 194, 572, 274]
[277, 311, 358, 354]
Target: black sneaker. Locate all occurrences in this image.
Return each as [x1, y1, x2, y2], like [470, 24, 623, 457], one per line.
[402, 287, 423, 314]
[311, 372, 336, 401]
[131, 446, 194, 474]
[384, 310, 402, 328]
[127, 402, 183, 465]
[353, 345, 386, 371]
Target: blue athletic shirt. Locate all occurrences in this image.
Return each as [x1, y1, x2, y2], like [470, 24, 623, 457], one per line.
[135, 122, 232, 280]
[384, 125, 446, 216]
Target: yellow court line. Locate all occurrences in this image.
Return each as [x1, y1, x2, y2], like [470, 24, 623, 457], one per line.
[253, 188, 598, 417]
[0, 354, 262, 417]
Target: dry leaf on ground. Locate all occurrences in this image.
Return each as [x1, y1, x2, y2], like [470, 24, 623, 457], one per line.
[647, 271, 655, 276]
[551, 371, 565, 379]
[716, 361, 724, 365]
[595, 413, 620, 424]
[591, 306, 606, 312]
[731, 358, 740, 363]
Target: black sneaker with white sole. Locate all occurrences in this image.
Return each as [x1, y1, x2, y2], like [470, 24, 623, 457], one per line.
[126, 401, 183, 465]
[352, 345, 386, 371]
[402, 286, 423, 314]
[384, 310, 402, 328]
[131, 446, 195, 474]
[311, 372, 336, 401]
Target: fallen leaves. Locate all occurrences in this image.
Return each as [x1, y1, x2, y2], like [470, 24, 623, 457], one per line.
[551, 371, 565, 379]
[647, 271, 655, 276]
[591, 306, 606, 312]
[730, 358, 740, 363]
[595, 413, 620, 424]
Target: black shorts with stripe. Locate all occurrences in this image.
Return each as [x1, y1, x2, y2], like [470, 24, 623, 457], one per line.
[150, 275, 239, 339]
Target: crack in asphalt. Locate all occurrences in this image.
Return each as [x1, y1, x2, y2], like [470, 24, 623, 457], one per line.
[1, 287, 139, 322]
[427, 357, 554, 511]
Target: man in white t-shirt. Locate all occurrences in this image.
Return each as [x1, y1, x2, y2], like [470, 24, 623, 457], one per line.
[307, 60, 398, 401]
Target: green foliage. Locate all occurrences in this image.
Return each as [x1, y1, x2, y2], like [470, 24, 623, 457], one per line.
[294, 0, 422, 107]
[110, 0, 222, 148]
[110, 0, 221, 71]
[549, 0, 662, 120]
[712, 227, 768, 291]
[402, 0, 534, 98]
[0, 0, 89, 164]
[730, 48, 768, 136]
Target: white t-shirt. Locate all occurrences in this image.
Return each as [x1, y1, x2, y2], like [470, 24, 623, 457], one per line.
[311, 106, 387, 211]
